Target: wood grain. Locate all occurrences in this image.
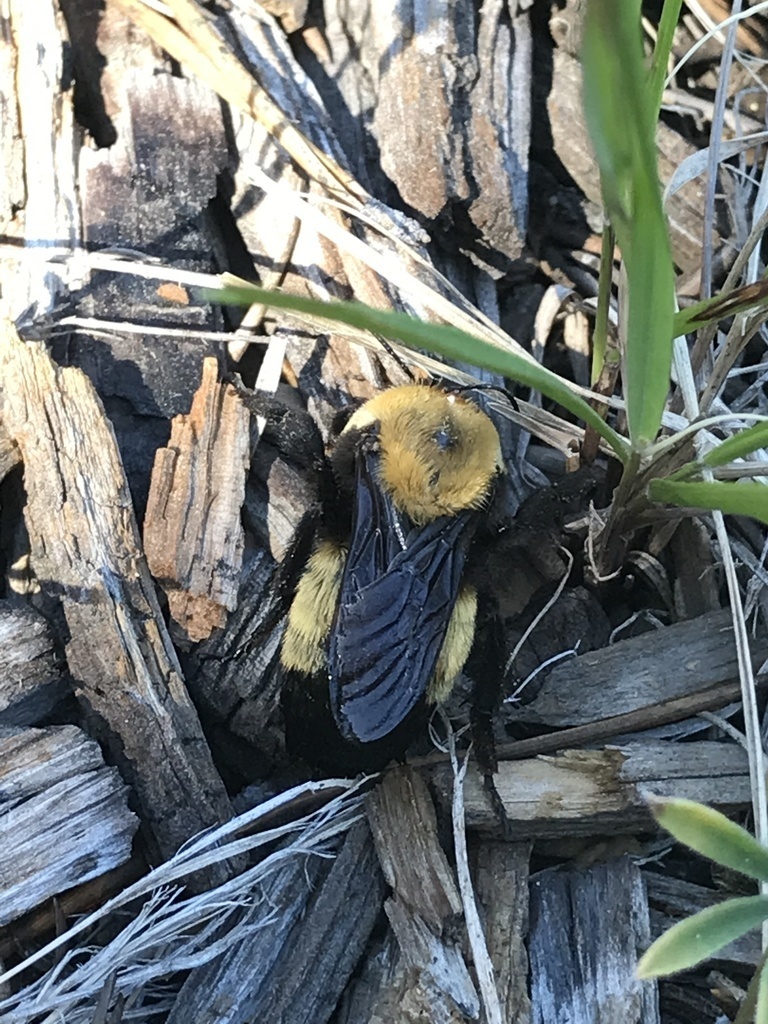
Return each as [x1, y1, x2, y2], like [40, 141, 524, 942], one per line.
[0, 327, 233, 875]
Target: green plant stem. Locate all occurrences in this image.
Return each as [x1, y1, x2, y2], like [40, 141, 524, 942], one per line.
[592, 223, 615, 385]
[594, 450, 643, 574]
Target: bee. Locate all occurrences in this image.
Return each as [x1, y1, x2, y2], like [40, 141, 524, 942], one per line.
[279, 384, 506, 774]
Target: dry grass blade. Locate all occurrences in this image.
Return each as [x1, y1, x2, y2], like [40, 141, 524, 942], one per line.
[113, 0, 367, 204]
[446, 722, 503, 1024]
[0, 780, 363, 1021]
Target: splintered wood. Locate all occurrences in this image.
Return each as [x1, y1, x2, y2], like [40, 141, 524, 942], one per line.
[0, 726, 138, 925]
[144, 358, 250, 641]
[431, 742, 752, 838]
[0, 326, 233, 876]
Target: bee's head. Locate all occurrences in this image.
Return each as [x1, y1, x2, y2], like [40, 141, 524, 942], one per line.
[343, 385, 503, 524]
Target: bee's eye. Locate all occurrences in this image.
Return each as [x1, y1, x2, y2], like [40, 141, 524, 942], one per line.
[433, 424, 456, 451]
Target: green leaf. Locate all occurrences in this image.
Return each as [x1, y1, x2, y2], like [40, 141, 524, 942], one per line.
[207, 280, 630, 462]
[637, 896, 768, 978]
[700, 422, 768, 468]
[649, 479, 768, 526]
[648, 798, 768, 881]
[582, 0, 676, 448]
[758, 961, 768, 1024]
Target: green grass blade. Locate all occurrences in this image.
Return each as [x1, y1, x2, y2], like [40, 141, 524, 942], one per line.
[209, 281, 630, 461]
[637, 895, 768, 978]
[647, 0, 684, 119]
[649, 479, 768, 526]
[699, 422, 768, 468]
[582, 0, 676, 447]
[648, 798, 768, 881]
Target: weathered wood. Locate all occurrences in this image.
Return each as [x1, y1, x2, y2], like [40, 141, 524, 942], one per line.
[144, 359, 250, 642]
[335, 932, 404, 1024]
[0, 726, 138, 926]
[364, 768, 481, 1022]
[190, 546, 286, 774]
[0, 328, 233, 874]
[0, 856, 144, 960]
[0, 601, 67, 727]
[305, 0, 529, 264]
[529, 857, 660, 1024]
[55, 0, 228, 515]
[494, 678, 747, 762]
[512, 610, 757, 728]
[1, 0, 81, 322]
[473, 841, 532, 1024]
[169, 821, 386, 1024]
[385, 898, 480, 1022]
[430, 741, 751, 837]
[366, 767, 462, 932]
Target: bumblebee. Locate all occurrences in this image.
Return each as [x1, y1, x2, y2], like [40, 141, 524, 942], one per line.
[279, 384, 506, 774]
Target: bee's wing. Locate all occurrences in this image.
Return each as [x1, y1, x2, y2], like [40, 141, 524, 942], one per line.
[329, 450, 474, 742]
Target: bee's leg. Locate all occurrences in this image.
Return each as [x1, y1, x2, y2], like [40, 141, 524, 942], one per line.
[469, 615, 513, 840]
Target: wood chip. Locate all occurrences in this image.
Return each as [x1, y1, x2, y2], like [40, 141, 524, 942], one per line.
[0, 726, 138, 926]
[529, 857, 659, 1023]
[473, 841, 532, 1024]
[0, 601, 66, 727]
[513, 610, 759, 727]
[168, 820, 387, 1024]
[145, 358, 250, 641]
[0, 327, 233, 874]
[366, 766, 462, 931]
[430, 741, 751, 837]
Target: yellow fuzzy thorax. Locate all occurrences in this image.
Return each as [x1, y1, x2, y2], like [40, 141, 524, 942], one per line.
[343, 385, 503, 525]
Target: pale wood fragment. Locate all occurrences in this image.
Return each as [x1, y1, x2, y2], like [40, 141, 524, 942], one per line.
[0, 601, 66, 727]
[529, 858, 660, 1024]
[1, 0, 82, 322]
[366, 767, 462, 932]
[513, 610, 757, 728]
[473, 841, 532, 1024]
[365, 768, 480, 1023]
[0, 726, 138, 926]
[144, 359, 250, 641]
[385, 898, 480, 1022]
[431, 741, 751, 837]
[0, 328, 233, 873]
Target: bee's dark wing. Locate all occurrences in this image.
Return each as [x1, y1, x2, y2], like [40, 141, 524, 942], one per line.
[329, 450, 475, 743]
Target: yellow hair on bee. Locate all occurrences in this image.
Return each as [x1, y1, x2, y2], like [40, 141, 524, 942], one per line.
[344, 386, 502, 525]
[281, 539, 346, 674]
[428, 585, 478, 703]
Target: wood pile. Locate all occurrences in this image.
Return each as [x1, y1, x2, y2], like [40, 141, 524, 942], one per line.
[0, 1, 765, 1022]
